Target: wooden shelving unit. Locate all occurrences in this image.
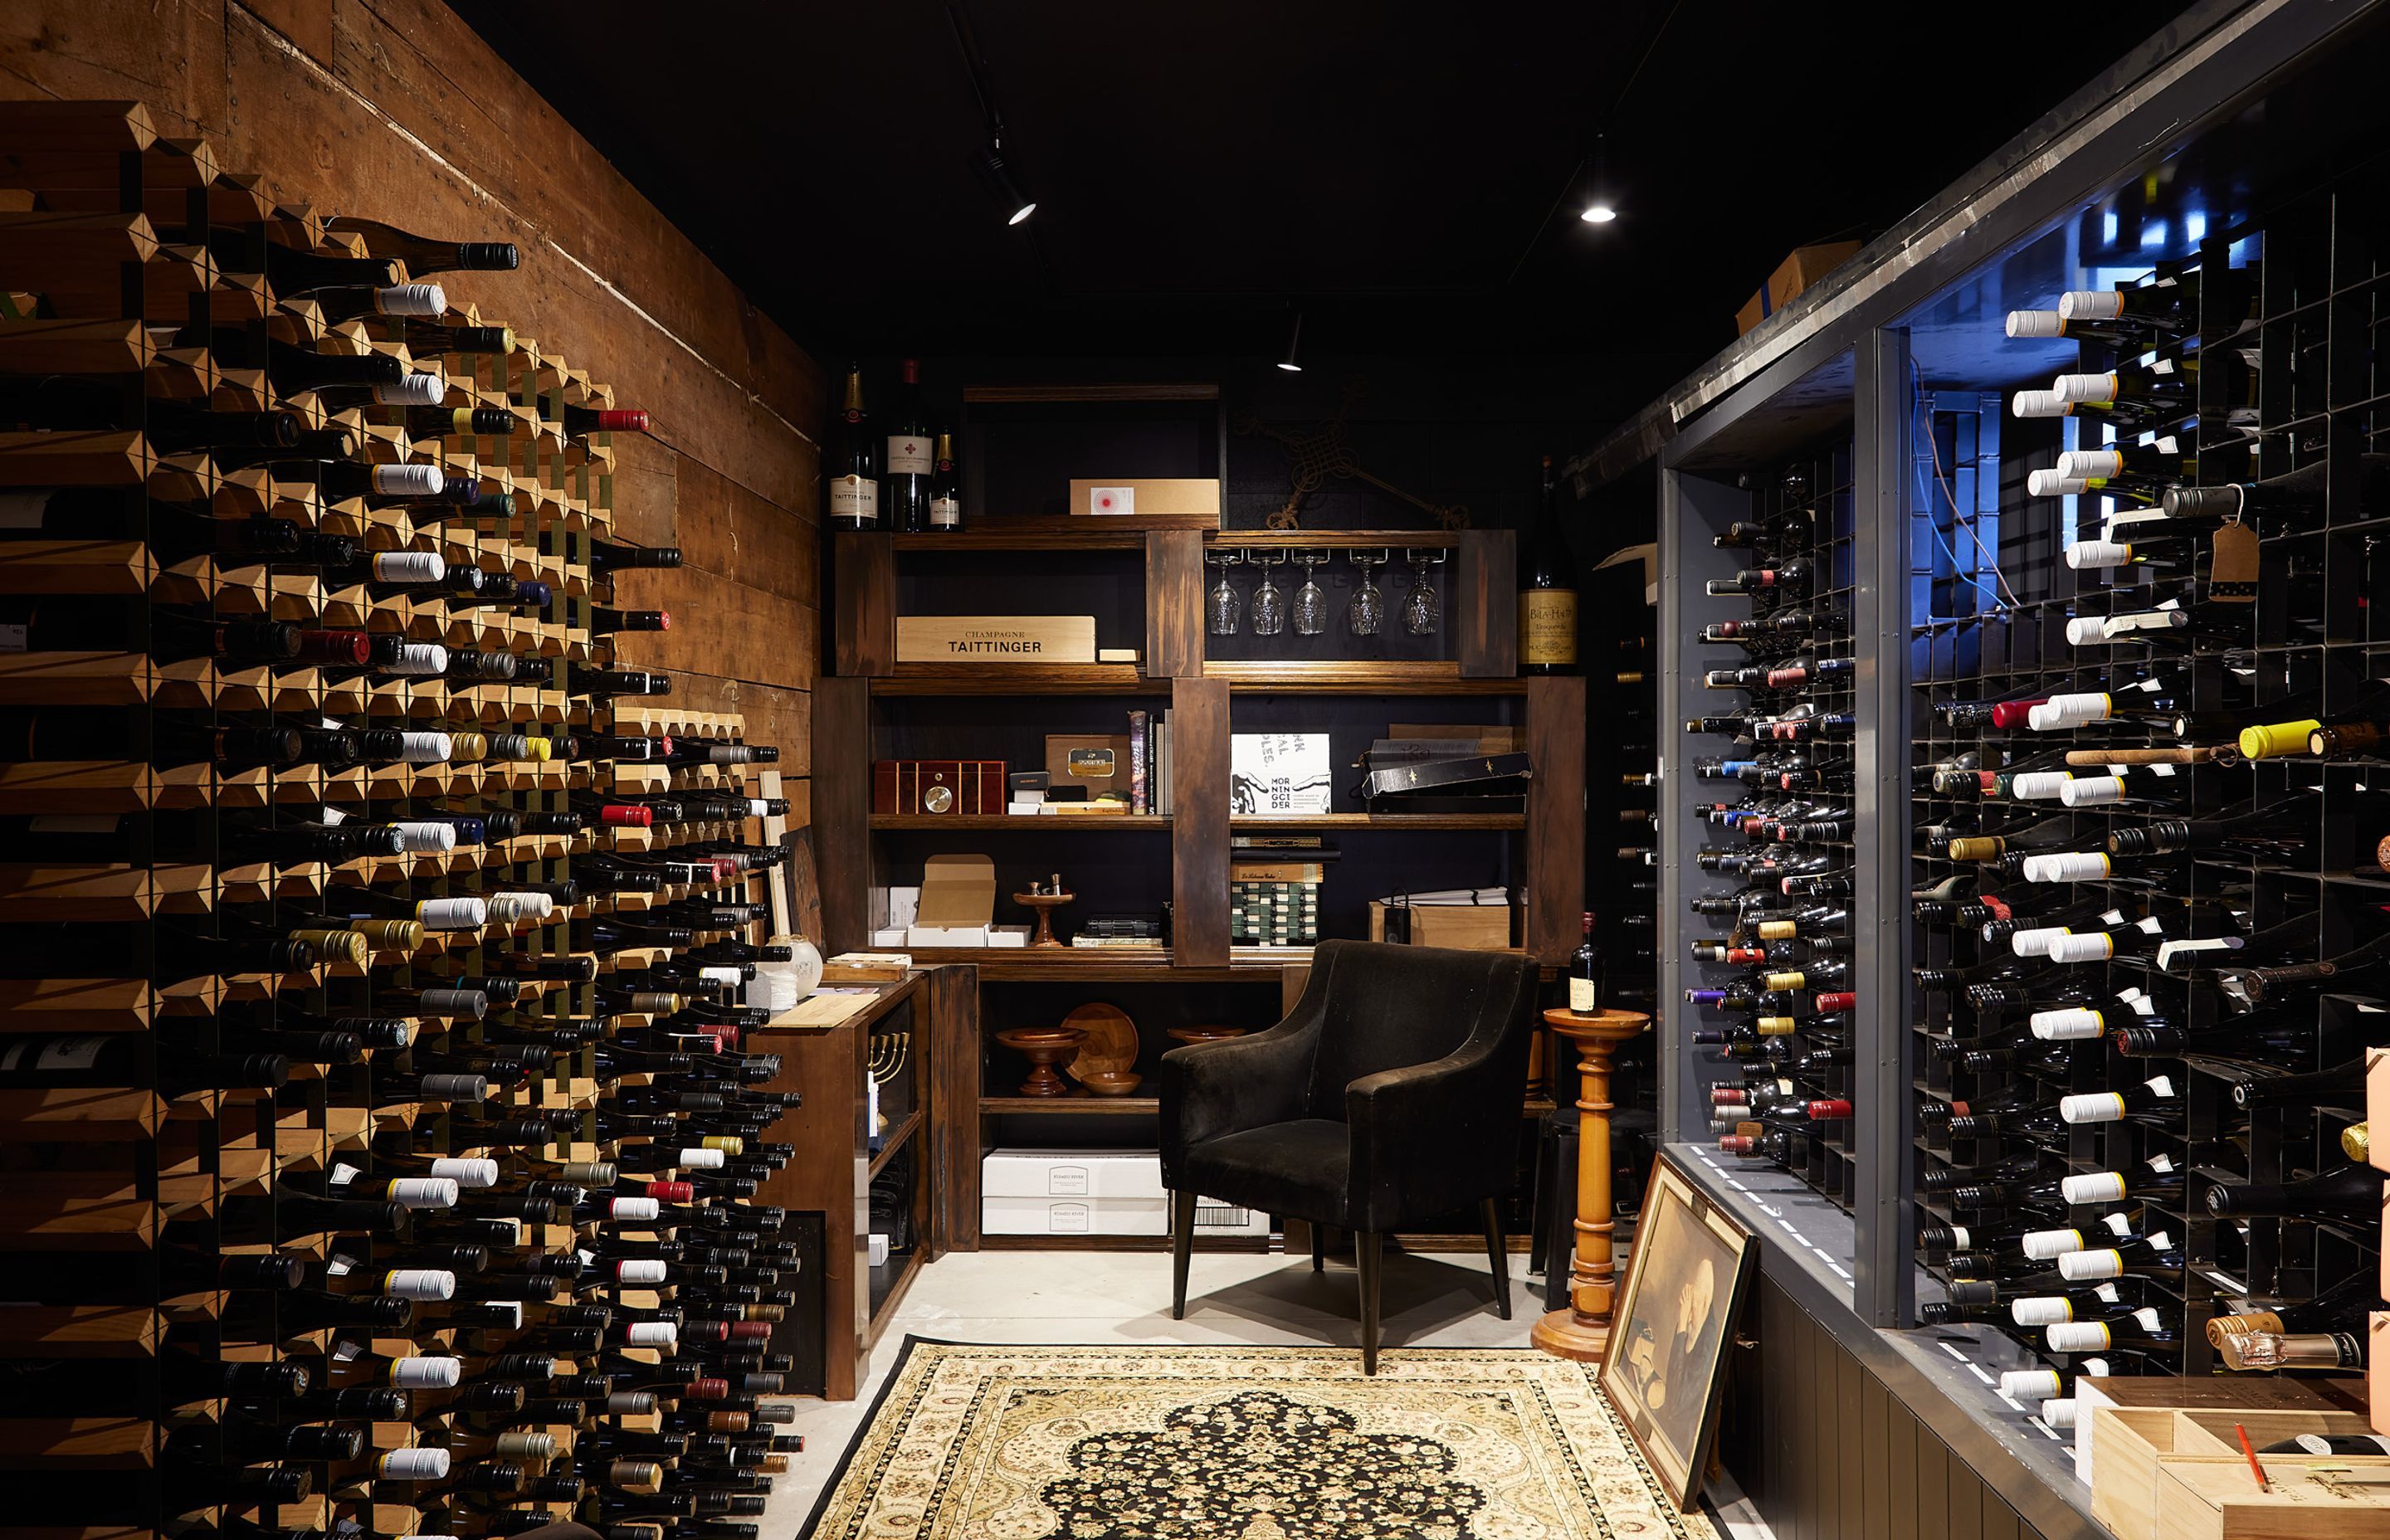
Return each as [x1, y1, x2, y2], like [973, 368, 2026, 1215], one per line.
[817, 383, 1585, 1255]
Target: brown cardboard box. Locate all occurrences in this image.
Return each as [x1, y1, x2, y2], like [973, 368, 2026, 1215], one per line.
[905, 854, 996, 948]
[1766, 239, 1861, 313]
[1733, 240, 1863, 336]
[2091, 1407, 2384, 1540]
[1368, 900, 1512, 951]
[1068, 478, 1221, 521]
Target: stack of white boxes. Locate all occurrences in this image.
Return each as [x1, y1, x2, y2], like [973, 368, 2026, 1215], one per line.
[983, 1148, 1271, 1237]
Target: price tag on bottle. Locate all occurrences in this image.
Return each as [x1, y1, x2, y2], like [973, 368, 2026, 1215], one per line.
[2209, 519, 2261, 601]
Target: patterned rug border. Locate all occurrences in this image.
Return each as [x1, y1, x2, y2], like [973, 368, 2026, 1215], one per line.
[797, 1336, 1719, 1540]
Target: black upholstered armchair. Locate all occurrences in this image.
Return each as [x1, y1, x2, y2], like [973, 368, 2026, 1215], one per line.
[1160, 938, 1539, 1372]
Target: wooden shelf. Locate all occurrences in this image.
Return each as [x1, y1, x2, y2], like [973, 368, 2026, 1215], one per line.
[1203, 529, 1465, 548]
[866, 1245, 924, 1345]
[1209, 661, 1526, 694]
[889, 514, 1212, 552]
[982, 1095, 1161, 1115]
[869, 664, 1155, 695]
[866, 1108, 924, 1181]
[1229, 812, 1524, 831]
[871, 814, 1172, 831]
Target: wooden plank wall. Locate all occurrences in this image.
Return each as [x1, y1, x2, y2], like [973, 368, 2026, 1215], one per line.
[0, 0, 824, 823]
[1729, 1273, 2069, 1540]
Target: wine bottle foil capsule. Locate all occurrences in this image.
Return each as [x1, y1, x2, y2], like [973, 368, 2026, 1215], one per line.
[392, 1355, 463, 1387]
[429, 1157, 499, 1188]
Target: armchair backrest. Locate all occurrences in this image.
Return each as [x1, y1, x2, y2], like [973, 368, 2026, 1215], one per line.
[1297, 939, 1538, 1118]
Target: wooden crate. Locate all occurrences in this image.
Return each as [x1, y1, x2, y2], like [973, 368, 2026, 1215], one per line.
[2092, 1406, 2382, 1540]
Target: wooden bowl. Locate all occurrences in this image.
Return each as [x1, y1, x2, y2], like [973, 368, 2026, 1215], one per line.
[1080, 1070, 1144, 1097]
[1168, 1026, 1248, 1045]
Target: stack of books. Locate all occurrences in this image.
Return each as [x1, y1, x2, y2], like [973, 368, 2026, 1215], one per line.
[1071, 915, 1167, 951]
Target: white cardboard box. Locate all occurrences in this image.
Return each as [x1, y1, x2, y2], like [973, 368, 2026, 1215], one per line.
[981, 1148, 1269, 1237]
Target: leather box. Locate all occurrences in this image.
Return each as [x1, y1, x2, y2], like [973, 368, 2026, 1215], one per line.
[871, 759, 1006, 816]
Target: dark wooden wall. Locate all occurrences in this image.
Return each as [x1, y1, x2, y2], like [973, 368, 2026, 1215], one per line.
[0, 0, 823, 818]
[1727, 1272, 2082, 1540]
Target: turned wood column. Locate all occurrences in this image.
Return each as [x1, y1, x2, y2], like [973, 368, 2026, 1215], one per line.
[1532, 1006, 1651, 1362]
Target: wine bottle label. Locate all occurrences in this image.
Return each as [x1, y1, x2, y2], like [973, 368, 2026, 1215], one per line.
[390, 821, 456, 853]
[1999, 1368, 2066, 1402]
[2022, 1228, 2085, 1261]
[384, 1177, 458, 1208]
[413, 897, 486, 930]
[429, 1157, 498, 1188]
[2061, 1171, 2127, 1204]
[371, 464, 446, 499]
[0, 1036, 107, 1073]
[930, 495, 962, 527]
[885, 436, 932, 473]
[392, 1355, 462, 1386]
[617, 1259, 669, 1284]
[379, 1447, 451, 1479]
[828, 475, 879, 523]
[1568, 977, 1599, 1012]
[383, 1269, 456, 1300]
[373, 283, 446, 315]
[2058, 290, 2128, 321]
[2044, 1322, 2112, 1352]
[1519, 590, 1578, 666]
[371, 373, 446, 407]
[371, 550, 446, 583]
[2153, 938, 2240, 971]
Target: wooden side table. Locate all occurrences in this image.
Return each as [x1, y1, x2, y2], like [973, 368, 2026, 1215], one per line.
[1531, 1006, 1651, 1362]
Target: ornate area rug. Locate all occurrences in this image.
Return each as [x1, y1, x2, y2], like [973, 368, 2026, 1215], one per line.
[801, 1339, 1721, 1539]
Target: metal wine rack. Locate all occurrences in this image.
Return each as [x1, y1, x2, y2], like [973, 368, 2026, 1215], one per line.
[0, 99, 788, 1539]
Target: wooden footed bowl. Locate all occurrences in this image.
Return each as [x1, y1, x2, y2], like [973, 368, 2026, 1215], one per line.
[1080, 1070, 1144, 1098]
[1168, 1026, 1248, 1045]
[995, 1026, 1087, 1098]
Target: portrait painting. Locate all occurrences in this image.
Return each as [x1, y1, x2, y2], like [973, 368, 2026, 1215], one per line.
[1599, 1153, 1756, 1511]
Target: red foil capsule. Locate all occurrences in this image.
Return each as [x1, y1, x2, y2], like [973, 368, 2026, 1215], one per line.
[1988, 698, 2048, 729]
[727, 1319, 772, 1340]
[596, 409, 650, 432]
[1719, 1135, 1757, 1155]
[1806, 1099, 1855, 1120]
[646, 1181, 694, 1202]
[598, 803, 652, 828]
[1812, 992, 1857, 1012]
[688, 1377, 730, 1400]
[1710, 1088, 1749, 1106]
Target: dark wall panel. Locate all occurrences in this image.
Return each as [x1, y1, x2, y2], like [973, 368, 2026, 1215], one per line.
[1729, 1274, 2067, 1540]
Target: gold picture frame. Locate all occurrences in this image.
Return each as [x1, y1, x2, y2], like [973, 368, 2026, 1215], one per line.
[1598, 1153, 1757, 1512]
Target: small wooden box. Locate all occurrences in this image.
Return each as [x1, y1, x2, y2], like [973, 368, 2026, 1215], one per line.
[2092, 1406, 2382, 1540]
[871, 759, 1005, 816]
[1368, 900, 1512, 951]
[2156, 1453, 2390, 1538]
[894, 615, 1096, 664]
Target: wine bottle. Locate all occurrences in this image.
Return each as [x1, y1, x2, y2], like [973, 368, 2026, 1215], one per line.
[1519, 456, 1578, 675]
[1568, 912, 1603, 1011]
[829, 363, 878, 531]
[319, 216, 519, 275]
[2217, 1332, 2364, 1372]
[881, 359, 933, 533]
[928, 428, 962, 530]
[2206, 1164, 2384, 1224]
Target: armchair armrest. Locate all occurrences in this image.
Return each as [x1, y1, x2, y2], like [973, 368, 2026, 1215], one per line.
[1158, 994, 1325, 1186]
[1344, 1028, 1519, 1232]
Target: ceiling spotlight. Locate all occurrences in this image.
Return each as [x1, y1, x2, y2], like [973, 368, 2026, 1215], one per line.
[1276, 310, 1305, 373]
[1580, 131, 1617, 226]
[985, 138, 1035, 226]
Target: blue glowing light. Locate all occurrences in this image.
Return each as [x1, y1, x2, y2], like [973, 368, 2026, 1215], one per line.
[2140, 220, 2167, 251]
[2103, 210, 2120, 245]
[2184, 211, 2207, 244]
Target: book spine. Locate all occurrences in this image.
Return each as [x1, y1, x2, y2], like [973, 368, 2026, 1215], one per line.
[1129, 709, 1149, 814]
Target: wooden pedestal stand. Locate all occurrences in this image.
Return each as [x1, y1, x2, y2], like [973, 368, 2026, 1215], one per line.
[1531, 1006, 1651, 1362]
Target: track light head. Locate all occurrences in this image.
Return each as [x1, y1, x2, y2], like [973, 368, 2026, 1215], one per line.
[984, 140, 1035, 225]
[1580, 200, 1617, 224]
[1276, 310, 1305, 372]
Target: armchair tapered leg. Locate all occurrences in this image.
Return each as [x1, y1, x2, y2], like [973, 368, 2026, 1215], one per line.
[1481, 1197, 1512, 1320]
[1357, 1230, 1383, 1374]
[1170, 1189, 1197, 1321]
[1310, 1222, 1326, 1272]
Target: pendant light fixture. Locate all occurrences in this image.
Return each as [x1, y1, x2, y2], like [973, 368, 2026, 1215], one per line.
[1276, 309, 1305, 373]
[948, 2, 1036, 226]
[1580, 133, 1618, 224]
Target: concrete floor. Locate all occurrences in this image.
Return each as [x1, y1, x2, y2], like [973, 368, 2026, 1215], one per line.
[765, 1245, 1773, 1538]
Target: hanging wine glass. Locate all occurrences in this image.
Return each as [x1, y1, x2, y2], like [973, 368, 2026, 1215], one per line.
[1206, 548, 1243, 636]
[1403, 548, 1445, 636]
[1250, 550, 1287, 636]
[1292, 553, 1330, 636]
[1347, 548, 1388, 637]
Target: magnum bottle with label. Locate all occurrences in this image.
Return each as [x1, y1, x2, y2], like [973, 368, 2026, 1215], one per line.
[883, 358, 934, 533]
[1569, 913, 1603, 1012]
[1519, 455, 1578, 675]
[829, 363, 879, 531]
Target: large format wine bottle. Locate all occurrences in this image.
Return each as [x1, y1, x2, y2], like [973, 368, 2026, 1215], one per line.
[1519, 456, 1578, 675]
[882, 359, 933, 534]
[829, 363, 879, 531]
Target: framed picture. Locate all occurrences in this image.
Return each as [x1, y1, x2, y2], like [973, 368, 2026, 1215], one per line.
[1599, 1153, 1756, 1512]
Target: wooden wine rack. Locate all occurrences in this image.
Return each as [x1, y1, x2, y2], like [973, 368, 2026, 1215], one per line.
[0, 99, 793, 1539]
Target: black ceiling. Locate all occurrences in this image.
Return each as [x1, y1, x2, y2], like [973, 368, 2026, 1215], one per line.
[449, 2, 2192, 401]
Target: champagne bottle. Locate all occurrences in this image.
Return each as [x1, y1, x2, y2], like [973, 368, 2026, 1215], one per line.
[829, 363, 879, 531]
[1519, 456, 1578, 675]
[928, 428, 963, 530]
